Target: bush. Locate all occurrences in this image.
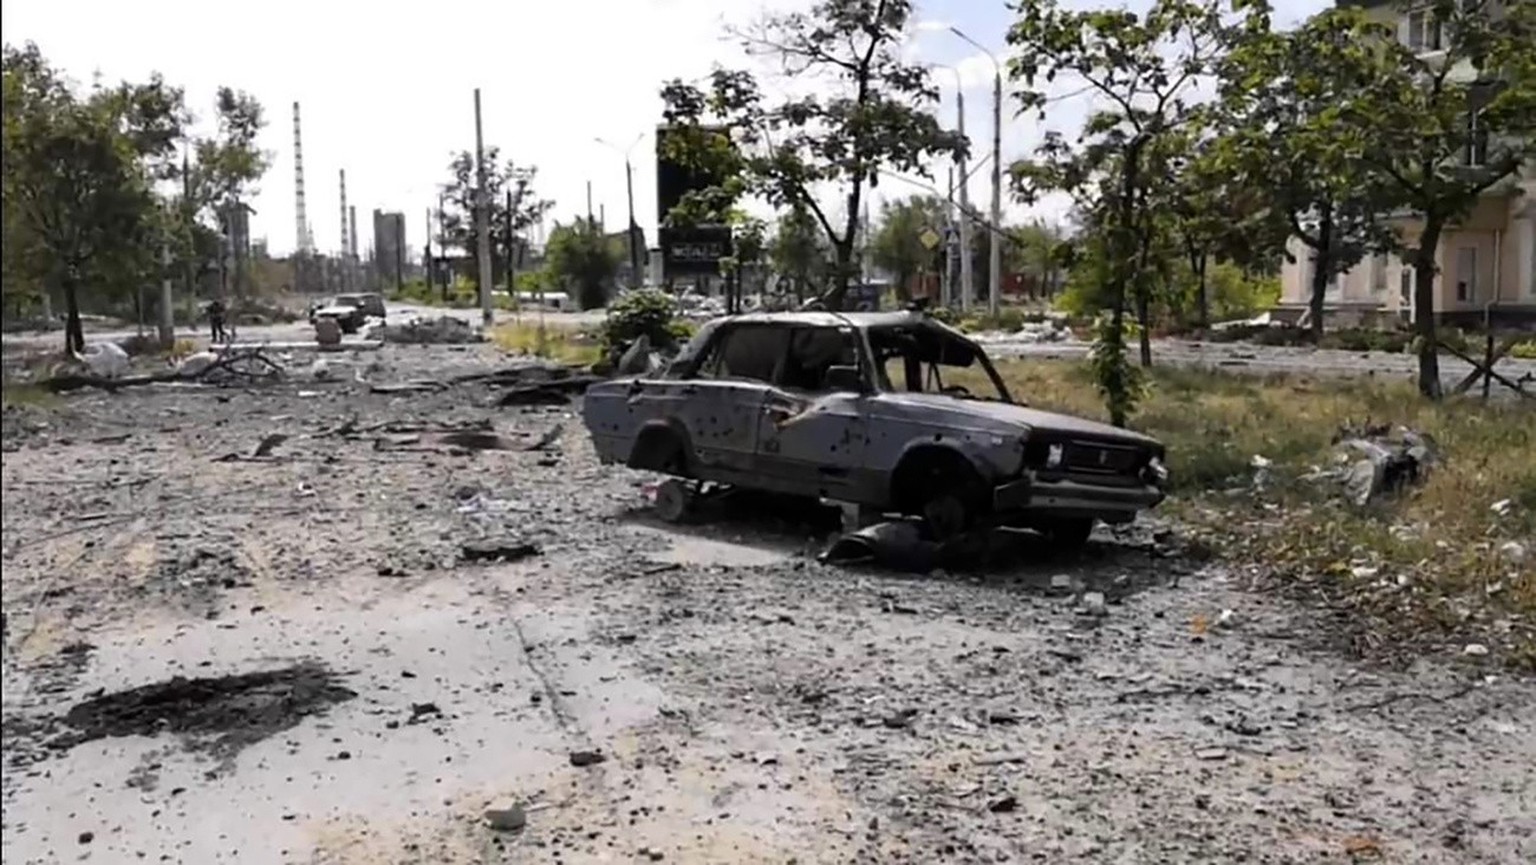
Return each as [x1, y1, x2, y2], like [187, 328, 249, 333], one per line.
[601, 289, 687, 353]
[1512, 340, 1536, 360]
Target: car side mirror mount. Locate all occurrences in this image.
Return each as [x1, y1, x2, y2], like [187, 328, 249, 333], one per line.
[823, 365, 867, 394]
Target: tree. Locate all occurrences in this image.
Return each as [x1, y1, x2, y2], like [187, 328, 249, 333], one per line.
[768, 204, 830, 301]
[1008, 0, 1236, 425]
[871, 196, 946, 302]
[657, 0, 966, 308]
[1344, 0, 1536, 398]
[1218, 7, 1399, 340]
[438, 148, 554, 284]
[1007, 219, 1069, 301]
[544, 217, 621, 310]
[2, 42, 178, 352]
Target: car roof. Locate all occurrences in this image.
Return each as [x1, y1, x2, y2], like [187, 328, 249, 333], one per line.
[706, 309, 975, 341]
[713, 309, 948, 330]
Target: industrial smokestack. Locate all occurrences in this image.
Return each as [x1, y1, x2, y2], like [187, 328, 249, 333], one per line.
[292, 102, 310, 253]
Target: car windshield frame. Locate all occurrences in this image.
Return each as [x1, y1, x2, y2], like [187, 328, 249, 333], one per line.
[864, 321, 1014, 404]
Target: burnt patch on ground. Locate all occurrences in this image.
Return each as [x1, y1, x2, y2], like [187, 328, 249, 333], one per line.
[56, 660, 355, 760]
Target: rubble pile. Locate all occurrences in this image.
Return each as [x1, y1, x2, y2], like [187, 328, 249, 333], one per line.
[372, 315, 484, 345]
[1309, 424, 1439, 506]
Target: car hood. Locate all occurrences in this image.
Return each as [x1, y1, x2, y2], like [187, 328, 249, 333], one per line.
[872, 391, 1162, 447]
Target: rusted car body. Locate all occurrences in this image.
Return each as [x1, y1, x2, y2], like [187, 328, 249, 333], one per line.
[582, 310, 1168, 543]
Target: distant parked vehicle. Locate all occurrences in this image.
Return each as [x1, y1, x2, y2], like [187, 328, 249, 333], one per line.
[334, 292, 387, 320]
[307, 293, 385, 335]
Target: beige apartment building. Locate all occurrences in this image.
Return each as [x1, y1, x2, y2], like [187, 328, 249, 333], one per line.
[1277, 1, 1536, 327]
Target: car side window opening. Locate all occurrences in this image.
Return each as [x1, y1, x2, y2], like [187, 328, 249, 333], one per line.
[695, 325, 790, 384]
[778, 327, 859, 392]
[868, 325, 1004, 401]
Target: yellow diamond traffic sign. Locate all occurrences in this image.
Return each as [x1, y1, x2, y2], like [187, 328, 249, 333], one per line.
[919, 227, 941, 249]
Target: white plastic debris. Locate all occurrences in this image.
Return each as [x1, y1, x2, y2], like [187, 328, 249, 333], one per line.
[1490, 499, 1514, 516]
[80, 342, 130, 378]
[175, 350, 219, 376]
[1463, 643, 1490, 657]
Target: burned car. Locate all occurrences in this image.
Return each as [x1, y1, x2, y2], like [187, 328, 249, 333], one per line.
[582, 309, 1168, 545]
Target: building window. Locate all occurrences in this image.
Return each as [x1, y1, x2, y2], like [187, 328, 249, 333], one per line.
[1463, 111, 1489, 167]
[1371, 254, 1388, 293]
[1455, 246, 1477, 303]
[1405, 9, 1443, 52]
[1400, 266, 1413, 304]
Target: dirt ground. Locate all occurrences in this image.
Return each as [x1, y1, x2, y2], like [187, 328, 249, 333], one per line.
[3, 343, 1533, 865]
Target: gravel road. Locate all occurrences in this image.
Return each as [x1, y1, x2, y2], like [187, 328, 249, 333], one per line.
[3, 344, 1532, 864]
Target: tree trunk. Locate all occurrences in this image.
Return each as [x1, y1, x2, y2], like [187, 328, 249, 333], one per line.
[1412, 221, 1443, 399]
[1308, 204, 1334, 343]
[1193, 253, 1209, 328]
[62, 275, 85, 355]
[825, 239, 855, 310]
[1134, 283, 1153, 367]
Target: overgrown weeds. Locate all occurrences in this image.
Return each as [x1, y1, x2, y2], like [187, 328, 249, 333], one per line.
[986, 360, 1536, 669]
[490, 320, 602, 366]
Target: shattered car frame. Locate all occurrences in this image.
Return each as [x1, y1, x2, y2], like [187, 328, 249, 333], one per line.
[583, 310, 1168, 543]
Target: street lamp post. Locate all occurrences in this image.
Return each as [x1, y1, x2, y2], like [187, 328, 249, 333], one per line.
[949, 27, 1004, 317]
[932, 64, 974, 312]
[596, 133, 646, 289]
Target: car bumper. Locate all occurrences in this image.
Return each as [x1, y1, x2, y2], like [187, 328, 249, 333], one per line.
[993, 472, 1165, 516]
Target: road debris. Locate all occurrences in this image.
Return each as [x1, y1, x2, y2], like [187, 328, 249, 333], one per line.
[568, 749, 606, 767]
[483, 803, 528, 832]
[460, 539, 541, 563]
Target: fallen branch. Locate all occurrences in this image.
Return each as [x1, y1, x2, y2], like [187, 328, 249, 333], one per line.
[40, 347, 287, 393]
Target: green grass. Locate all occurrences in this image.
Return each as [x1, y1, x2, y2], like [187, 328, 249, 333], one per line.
[964, 360, 1536, 669]
[490, 320, 603, 367]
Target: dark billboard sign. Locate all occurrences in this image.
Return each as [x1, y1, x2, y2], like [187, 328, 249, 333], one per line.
[656, 125, 733, 278]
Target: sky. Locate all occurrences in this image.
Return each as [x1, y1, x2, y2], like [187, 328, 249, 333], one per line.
[7, 0, 1328, 258]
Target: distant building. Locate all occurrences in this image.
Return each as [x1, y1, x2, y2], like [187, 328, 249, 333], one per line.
[1275, 0, 1535, 327]
[372, 210, 407, 289]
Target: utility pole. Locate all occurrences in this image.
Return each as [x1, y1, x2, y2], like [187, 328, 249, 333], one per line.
[586, 181, 593, 225]
[505, 188, 516, 296]
[955, 86, 974, 313]
[159, 240, 175, 345]
[988, 67, 1003, 317]
[473, 88, 493, 325]
[943, 165, 954, 308]
[423, 207, 433, 294]
[624, 158, 641, 288]
[437, 192, 448, 300]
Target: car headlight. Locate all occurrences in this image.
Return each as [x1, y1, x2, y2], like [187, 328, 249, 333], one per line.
[1144, 455, 1169, 485]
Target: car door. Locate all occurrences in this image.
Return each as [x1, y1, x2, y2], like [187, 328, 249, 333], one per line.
[644, 323, 789, 480]
[755, 325, 869, 499]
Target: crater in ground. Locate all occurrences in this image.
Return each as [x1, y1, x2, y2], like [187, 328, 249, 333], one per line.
[57, 660, 355, 759]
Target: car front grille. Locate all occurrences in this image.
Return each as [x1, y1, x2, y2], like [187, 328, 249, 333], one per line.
[1025, 437, 1147, 478]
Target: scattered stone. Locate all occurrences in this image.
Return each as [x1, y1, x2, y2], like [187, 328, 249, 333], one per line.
[638, 846, 666, 862]
[569, 749, 606, 767]
[408, 702, 443, 723]
[1463, 643, 1490, 657]
[1498, 541, 1527, 564]
[1195, 747, 1229, 761]
[484, 803, 527, 833]
[882, 708, 919, 729]
[1078, 591, 1108, 618]
[78, 831, 94, 845]
[987, 795, 1018, 813]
